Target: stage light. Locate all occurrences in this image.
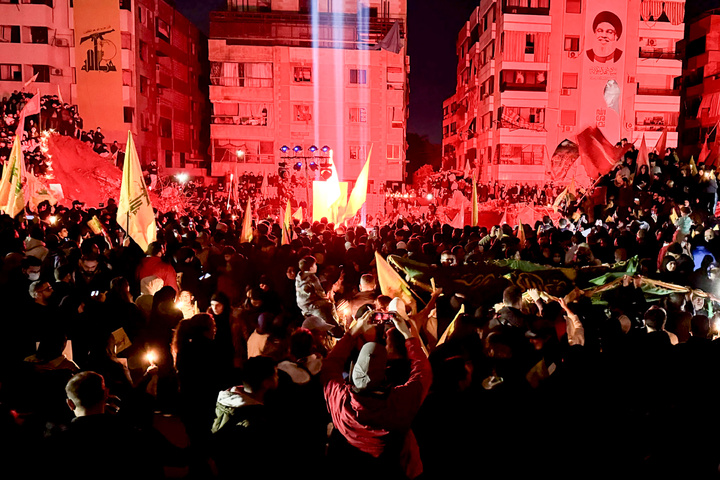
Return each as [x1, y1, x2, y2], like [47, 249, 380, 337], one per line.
[309, 161, 318, 171]
[426, 193, 433, 200]
[321, 145, 330, 153]
[293, 162, 302, 171]
[175, 172, 189, 184]
[308, 145, 318, 153]
[293, 145, 303, 152]
[280, 145, 289, 153]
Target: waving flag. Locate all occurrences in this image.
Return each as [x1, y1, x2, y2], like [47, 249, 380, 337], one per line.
[654, 128, 667, 159]
[281, 198, 292, 245]
[0, 135, 26, 217]
[240, 199, 253, 243]
[116, 131, 156, 252]
[636, 134, 649, 176]
[471, 171, 478, 227]
[342, 146, 372, 223]
[577, 126, 630, 179]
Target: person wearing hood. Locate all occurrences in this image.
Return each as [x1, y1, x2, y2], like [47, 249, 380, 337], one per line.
[322, 310, 432, 479]
[295, 255, 339, 327]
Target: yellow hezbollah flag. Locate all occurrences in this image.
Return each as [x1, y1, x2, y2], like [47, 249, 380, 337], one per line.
[240, 199, 253, 243]
[117, 131, 156, 252]
[282, 198, 292, 245]
[0, 135, 26, 218]
[341, 146, 372, 223]
[25, 172, 57, 211]
[375, 251, 416, 313]
[293, 206, 303, 221]
[436, 304, 465, 347]
[471, 171, 478, 227]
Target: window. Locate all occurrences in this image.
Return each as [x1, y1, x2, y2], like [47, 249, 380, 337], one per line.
[159, 117, 172, 138]
[139, 41, 148, 62]
[165, 150, 173, 168]
[525, 34, 535, 55]
[210, 62, 273, 87]
[0, 26, 20, 43]
[349, 107, 367, 123]
[564, 36, 580, 52]
[212, 103, 269, 126]
[350, 69, 367, 85]
[28, 26, 48, 44]
[139, 75, 149, 94]
[293, 66, 312, 83]
[349, 145, 366, 162]
[560, 110, 576, 126]
[123, 107, 134, 123]
[387, 66, 403, 89]
[121, 32, 132, 50]
[122, 69, 132, 86]
[138, 5, 143, 23]
[499, 106, 545, 130]
[388, 106, 403, 128]
[387, 144, 401, 160]
[156, 18, 171, 43]
[566, 0, 581, 14]
[0, 64, 21, 81]
[293, 104, 312, 122]
[450, 122, 457, 134]
[140, 112, 150, 131]
[562, 73, 578, 89]
[32, 65, 50, 82]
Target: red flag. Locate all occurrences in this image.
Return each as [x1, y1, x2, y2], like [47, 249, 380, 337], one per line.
[654, 128, 667, 159]
[698, 137, 710, 166]
[577, 127, 630, 179]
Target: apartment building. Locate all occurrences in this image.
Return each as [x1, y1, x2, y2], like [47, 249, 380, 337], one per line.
[443, 0, 685, 183]
[0, 0, 209, 174]
[208, 0, 408, 195]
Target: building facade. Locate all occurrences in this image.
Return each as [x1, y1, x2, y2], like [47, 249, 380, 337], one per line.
[677, 11, 720, 160]
[208, 0, 408, 195]
[443, 0, 685, 184]
[0, 0, 209, 174]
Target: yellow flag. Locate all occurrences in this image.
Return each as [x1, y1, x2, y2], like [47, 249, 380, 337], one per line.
[240, 199, 253, 243]
[292, 206, 303, 221]
[0, 135, 26, 218]
[375, 251, 416, 313]
[341, 146, 372, 223]
[669, 207, 679, 224]
[517, 223, 526, 246]
[436, 304, 465, 347]
[281, 198, 292, 245]
[689, 155, 698, 176]
[471, 171, 478, 227]
[26, 172, 57, 211]
[116, 131, 156, 252]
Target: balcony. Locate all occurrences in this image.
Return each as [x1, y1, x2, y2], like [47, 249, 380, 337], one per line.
[639, 49, 682, 60]
[637, 86, 680, 96]
[500, 81, 547, 92]
[502, 0, 550, 16]
[210, 11, 404, 50]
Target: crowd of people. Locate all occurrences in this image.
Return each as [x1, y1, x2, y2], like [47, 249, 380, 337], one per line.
[3, 139, 720, 479]
[0, 91, 118, 177]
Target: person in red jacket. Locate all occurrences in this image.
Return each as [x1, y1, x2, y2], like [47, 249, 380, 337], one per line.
[136, 241, 178, 293]
[321, 310, 432, 479]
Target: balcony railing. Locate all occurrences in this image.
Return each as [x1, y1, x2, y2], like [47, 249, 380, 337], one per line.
[637, 87, 680, 96]
[212, 115, 268, 126]
[635, 124, 677, 132]
[638, 49, 682, 60]
[502, 0, 550, 15]
[210, 11, 405, 50]
[500, 81, 547, 92]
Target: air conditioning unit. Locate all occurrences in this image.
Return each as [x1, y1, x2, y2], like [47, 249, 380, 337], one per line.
[561, 88, 571, 96]
[51, 68, 63, 76]
[648, 39, 657, 46]
[568, 51, 577, 58]
[55, 38, 69, 47]
[627, 76, 636, 84]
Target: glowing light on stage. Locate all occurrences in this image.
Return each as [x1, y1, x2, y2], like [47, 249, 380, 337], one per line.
[50, 216, 57, 224]
[426, 193, 433, 200]
[175, 172, 189, 184]
[236, 149, 244, 158]
[280, 145, 290, 153]
[321, 145, 330, 153]
[293, 145, 303, 153]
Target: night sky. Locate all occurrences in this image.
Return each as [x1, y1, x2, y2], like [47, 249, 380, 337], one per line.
[174, 0, 477, 145]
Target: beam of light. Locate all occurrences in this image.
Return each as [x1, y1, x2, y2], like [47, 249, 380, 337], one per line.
[312, 0, 320, 146]
[332, 0, 344, 181]
[357, 3, 369, 183]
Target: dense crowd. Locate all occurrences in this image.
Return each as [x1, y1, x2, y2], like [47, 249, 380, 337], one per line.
[0, 91, 118, 177]
[2, 140, 720, 479]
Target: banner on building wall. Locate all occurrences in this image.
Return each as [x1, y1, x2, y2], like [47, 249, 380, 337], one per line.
[579, 3, 629, 144]
[73, 0, 125, 140]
